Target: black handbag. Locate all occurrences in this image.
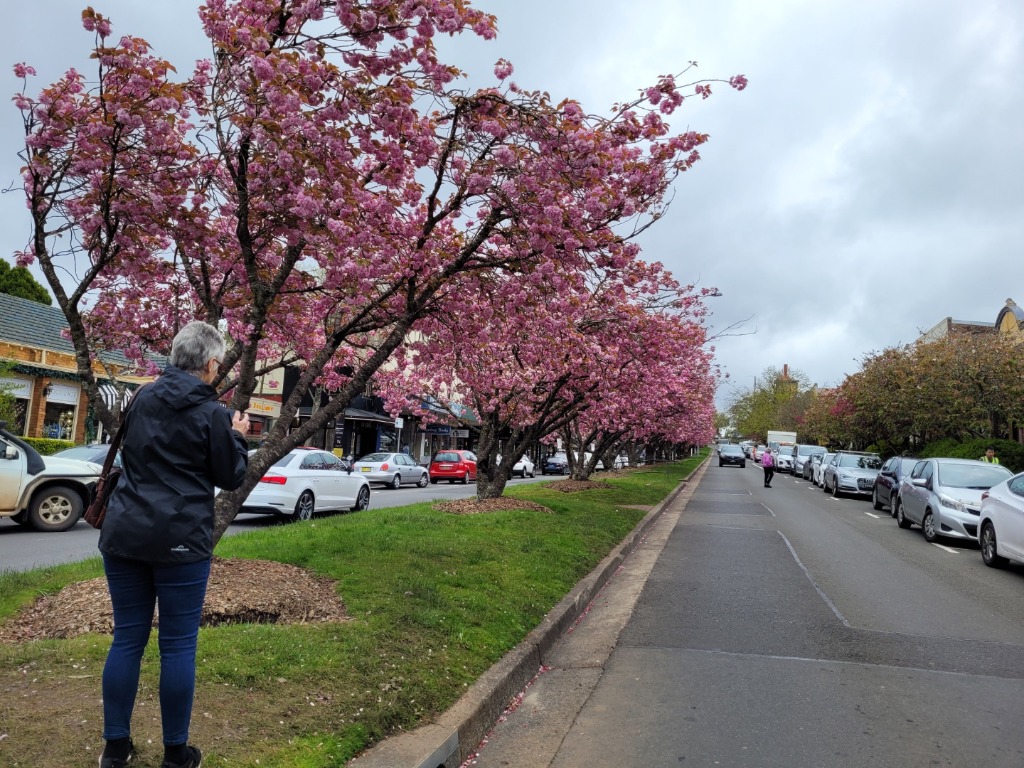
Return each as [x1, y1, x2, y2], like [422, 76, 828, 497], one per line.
[84, 387, 142, 529]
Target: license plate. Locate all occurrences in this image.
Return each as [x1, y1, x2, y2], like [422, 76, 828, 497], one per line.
[361, 467, 371, 472]
[440, 464, 453, 470]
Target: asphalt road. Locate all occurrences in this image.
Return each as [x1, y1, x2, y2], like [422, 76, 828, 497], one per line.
[0, 474, 550, 573]
[473, 460, 1024, 768]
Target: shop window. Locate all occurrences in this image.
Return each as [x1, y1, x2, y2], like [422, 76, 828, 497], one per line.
[379, 426, 397, 453]
[43, 403, 76, 440]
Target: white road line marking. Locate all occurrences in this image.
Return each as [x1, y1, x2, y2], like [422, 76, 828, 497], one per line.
[864, 512, 882, 519]
[931, 543, 959, 554]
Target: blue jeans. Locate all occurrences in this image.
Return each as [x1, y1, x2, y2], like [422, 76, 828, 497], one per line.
[102, 555, 211, 746]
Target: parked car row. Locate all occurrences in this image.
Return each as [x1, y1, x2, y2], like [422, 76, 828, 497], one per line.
[724, 441, 1024, 569]
[5, 439, 561, 531]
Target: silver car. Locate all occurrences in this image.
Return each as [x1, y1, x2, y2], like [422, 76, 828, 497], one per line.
[352, 451, 429, 489]
[822, 451, 882, 498]
[895, 458, 1012, 543]
[792, 444, 827, 479]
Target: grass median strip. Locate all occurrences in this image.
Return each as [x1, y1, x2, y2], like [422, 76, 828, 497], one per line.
[0, 452, 705, 767]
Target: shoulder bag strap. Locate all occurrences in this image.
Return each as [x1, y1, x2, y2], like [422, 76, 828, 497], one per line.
[97, 385, 145, 476]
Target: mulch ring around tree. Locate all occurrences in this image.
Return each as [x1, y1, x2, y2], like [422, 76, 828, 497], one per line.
[435, 497, 552, 515]
[546, 478, 616, 493]
[0, 557, 350, 644]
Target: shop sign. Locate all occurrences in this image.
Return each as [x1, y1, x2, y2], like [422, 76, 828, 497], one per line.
[453, 429, 469, 438]
[47, 382, 81, 405]
[247, 398, 281, 418]
[0, 377, 33, 400]
[394, 417, 404, 429]
[424, 424, 451, 435]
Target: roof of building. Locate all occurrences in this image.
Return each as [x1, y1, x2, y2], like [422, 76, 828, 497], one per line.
[0, 291, 138, 368]
[996, 298, 1024, 329]
[0, 292, 78, 354]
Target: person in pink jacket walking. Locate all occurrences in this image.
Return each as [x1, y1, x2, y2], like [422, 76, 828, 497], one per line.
[761, 449, 775, 488]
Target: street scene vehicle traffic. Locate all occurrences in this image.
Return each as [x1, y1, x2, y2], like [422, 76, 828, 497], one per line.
[0, 424, 101, 532]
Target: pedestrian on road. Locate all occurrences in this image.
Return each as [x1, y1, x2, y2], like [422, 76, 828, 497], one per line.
[980, 446, 1000, 464]
[97, 321, 250, 768]
[761, 449, 775, 488]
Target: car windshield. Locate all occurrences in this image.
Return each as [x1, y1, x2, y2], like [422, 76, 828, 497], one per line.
[937, 463, 1012, 489]
[434, 452, 460, 462]
[798, 446, 825, 456]
[359, 452, 392, 463]
[838, 453, 881, 469]
[720, 445, 743, 455]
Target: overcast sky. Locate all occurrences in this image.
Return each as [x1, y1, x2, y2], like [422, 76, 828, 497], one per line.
[6, 1, 1023, 409]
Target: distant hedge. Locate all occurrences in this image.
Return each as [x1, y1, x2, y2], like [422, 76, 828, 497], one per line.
[22, 437, 76, 456]
[918, 437, 1024, 474]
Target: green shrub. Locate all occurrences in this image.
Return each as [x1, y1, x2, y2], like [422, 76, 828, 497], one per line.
[918, 437, 1024, 474]
[22, 437, 75, 455]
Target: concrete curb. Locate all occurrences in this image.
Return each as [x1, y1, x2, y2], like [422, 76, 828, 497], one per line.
[349, 457, 708, 768]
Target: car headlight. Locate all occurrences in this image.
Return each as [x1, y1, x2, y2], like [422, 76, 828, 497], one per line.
[938, 494, 966, 513]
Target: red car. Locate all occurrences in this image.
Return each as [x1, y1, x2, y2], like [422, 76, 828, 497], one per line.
[429, 450, 478, 484]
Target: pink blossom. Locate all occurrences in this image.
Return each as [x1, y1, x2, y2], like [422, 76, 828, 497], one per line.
[493, 58, 514, 81]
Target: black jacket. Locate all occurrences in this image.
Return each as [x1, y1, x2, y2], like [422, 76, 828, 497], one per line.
[99, 366, 249, 564]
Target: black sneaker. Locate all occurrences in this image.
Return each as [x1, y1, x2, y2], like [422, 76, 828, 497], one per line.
[99, 740, 137, 768]
[162, 745, 202, 768]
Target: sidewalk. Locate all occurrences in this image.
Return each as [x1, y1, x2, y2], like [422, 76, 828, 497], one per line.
[350, 458, 709, 768]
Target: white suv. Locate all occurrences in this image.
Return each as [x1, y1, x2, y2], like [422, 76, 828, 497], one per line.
[0, 425, 102, 532]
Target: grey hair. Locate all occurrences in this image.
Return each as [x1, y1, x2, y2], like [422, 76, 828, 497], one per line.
[169, 321, 226, 374]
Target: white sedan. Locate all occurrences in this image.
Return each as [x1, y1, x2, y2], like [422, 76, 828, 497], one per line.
[979, 472, 1024, 567]
[241, 448, 371, 521]
[812, 453, 836, 487]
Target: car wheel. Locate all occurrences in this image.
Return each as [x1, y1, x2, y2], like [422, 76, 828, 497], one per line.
[530, 469, 535, 478]
[895, 498, 912, 529]
[980, 522, 1008, 568]
[461, 471, 469, 485]
[921, 510, 938, 542]
[831, 480, 842, 499]
[449, 479, 456, 484]
[872, 488, 883, 511]
[391, 474, 402, 490]
[294, 490, 315, 522]
[719, 460, 724, 467]
[417, 472, 428, 488]
[740, 462, 746, 468]
[430, 477, 438, 484]
[351, 485, 370, 512]
[28, 485, 83, 532]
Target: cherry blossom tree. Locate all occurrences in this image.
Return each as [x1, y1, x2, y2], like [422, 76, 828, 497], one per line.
[387, 261, 717, 495]
[14, 1, 745, 535]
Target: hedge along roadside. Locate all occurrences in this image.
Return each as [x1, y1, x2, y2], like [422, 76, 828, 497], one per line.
[0, 450, 710, 768]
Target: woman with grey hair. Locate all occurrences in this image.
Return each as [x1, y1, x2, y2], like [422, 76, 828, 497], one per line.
[97, 321, 250, 768]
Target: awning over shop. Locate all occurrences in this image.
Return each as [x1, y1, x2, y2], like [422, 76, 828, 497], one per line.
[344, 407, 395, 425]
[98, 383, 135, 410]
